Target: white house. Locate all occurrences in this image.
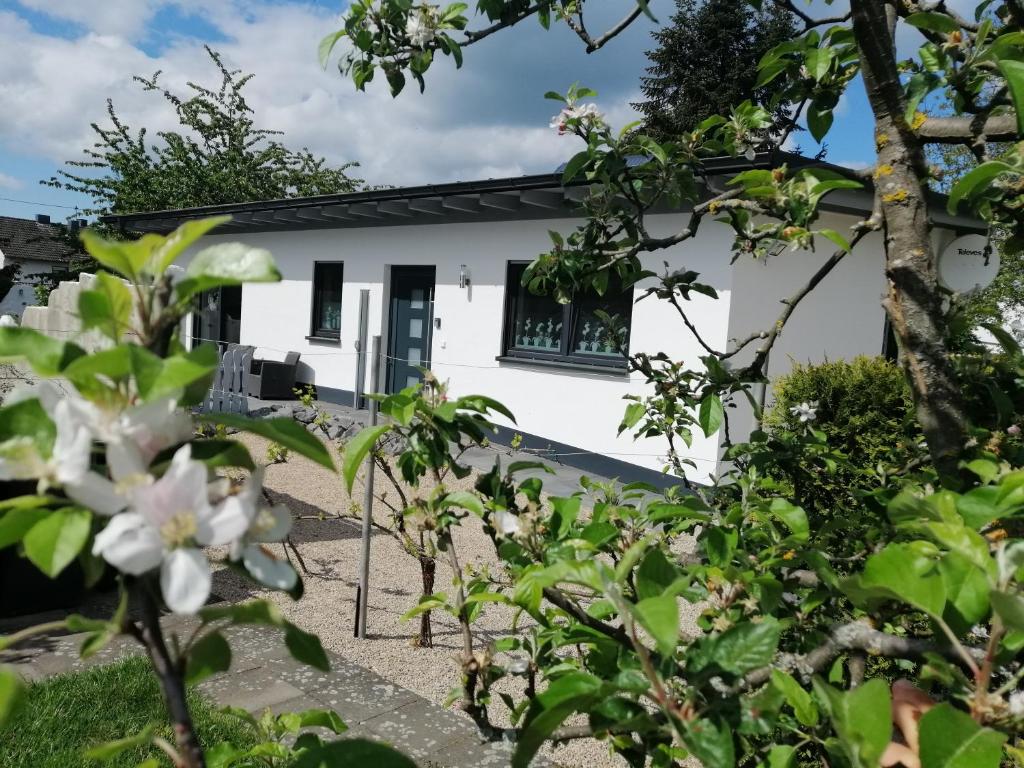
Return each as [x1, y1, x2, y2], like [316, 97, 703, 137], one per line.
[103, 153, 981, 484]
[0, 215, 83, 318]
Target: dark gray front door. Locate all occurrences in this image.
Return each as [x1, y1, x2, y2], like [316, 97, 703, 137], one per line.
[387, 266, 435, 393]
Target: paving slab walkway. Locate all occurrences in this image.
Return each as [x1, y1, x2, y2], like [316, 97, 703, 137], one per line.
[1, 616, 539, 768]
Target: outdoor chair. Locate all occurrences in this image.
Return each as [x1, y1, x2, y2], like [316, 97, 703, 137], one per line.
[247, 351, 301, 400]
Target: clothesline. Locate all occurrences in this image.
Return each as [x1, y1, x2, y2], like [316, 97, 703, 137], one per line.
[187, 335, 635, 380]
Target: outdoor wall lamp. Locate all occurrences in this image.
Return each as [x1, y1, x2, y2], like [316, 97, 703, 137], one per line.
[459, 264, 471, 289]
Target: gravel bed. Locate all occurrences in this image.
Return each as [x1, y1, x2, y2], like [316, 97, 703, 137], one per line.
[213, 432, 700, 767]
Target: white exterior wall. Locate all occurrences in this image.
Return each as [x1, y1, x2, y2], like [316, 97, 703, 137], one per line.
[180, 210, 900, 483]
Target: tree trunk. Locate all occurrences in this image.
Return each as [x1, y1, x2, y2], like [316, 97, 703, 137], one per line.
[134, 581, 206, 768]
[851, 0, 969, 478]
[418, 555, 435, 648]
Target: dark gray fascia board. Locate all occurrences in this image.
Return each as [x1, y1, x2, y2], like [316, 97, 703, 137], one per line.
[100, 151, 984, 234]
[100, 154, 778, 227]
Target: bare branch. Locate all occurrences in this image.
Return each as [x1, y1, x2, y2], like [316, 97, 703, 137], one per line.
[768, 0, 852, 28]
[461, 3, 550, 46]
[911, 0, 980, 31]
[567, 4, 647, 53]
[726, 228, 869, 372]
[739, 619, 985, 691]
[917, 113, 1019, 144]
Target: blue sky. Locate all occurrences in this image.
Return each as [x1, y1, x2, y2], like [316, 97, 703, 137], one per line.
[0, 0, 877, 221]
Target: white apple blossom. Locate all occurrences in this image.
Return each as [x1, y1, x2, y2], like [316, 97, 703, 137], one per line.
[92, 445, 250, 614]
[219, 467, 297, 591]
[550, 103, 604, 135]
[493, 509, 521, 537]
[1010, 690, 1024, 717]
[789, 401, 818, 423]
[405, 7, 437, 48]
[0, 390, 92, 493]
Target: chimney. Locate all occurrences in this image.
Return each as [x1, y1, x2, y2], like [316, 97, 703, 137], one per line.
[35, 214, 50, 225]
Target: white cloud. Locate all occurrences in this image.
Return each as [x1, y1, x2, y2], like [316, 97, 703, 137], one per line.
[0, 172, 23, 190]
[0, 2, 654, 191]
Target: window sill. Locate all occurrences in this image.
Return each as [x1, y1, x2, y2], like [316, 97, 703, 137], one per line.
[495, 355, 629, 377]
[305, 335, 341, 344]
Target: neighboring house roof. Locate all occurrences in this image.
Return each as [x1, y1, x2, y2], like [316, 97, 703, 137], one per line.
[0, 216, 83, 267]
[101, 151, 984, 235]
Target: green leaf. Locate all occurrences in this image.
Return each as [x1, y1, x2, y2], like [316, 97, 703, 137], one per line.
[340, 424, 391, 492]
[618, 401, 645, 434]
[804, 46, 835, 81]
[990, 590, 1024, 632]
[0, 327, 86, 376]
[819, 228, 853, 253]
[938, 553, 991, 631]
[78, 271, 133, 340]
[454, 393, 516, 423]
[131, 343, 218, 401]
[440, 490, 483, 516]
[514, 672, 605, 768]
[947, 161, 1013, 213]
[83, 723, 158, 760]
[807, 102, 834, 142]
[318, 30, 346, 68]
[174, 439, 255, 471]
[23, 508, 92, 578]
[149, 216, 231, 275]
[814, 678, 891, 768]
[998, 59, 1024, 134]
[633, 595, 679, 656]
[562, 150, 591, 183]
[905, 11, 961, 33]
[768, 498, 809, 541]
[698, 393, 724, 437]
[764, 744, 797, 768]
[297, 708, 348, 734]
[711, 620, 781, 675]
[200, 599, 285, 626]
[918, 702, 1006, 768]
[682, 718, 735, 768]
[199, 414, 334, 471]
[857, 542, 945, 617]
[0, 507, 50, 549]
[549, 496, 580, 539]
[285, 623, 330, 672]
[636, 548, 680, 600]
[80, 230, 149, 278]
[771, 669, 818, 726]
[176, 243, 281, 301]
[186, 630, 232, 685]
[0, 667, 24, 729]
[291, 738, 416, 768]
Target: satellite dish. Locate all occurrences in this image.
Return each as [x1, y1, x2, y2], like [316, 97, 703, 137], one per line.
[938, 234, 999, 294]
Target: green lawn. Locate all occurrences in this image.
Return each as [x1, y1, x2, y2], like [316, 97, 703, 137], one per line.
[0, 656, 257, 768]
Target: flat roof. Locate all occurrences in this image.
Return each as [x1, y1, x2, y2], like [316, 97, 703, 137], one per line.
[101, 151, 983, 235]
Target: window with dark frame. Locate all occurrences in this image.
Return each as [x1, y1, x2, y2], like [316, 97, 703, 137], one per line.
[310, 261, 344, 339]
[501, 261, 633, 368]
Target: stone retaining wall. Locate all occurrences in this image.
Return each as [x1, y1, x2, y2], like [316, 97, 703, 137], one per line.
[20, 272, 141, 350]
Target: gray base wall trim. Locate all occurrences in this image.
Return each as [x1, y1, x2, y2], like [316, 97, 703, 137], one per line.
[308, 383, 358, 407]
[309, 384, 684, 490]
[490, 425, 684, 491]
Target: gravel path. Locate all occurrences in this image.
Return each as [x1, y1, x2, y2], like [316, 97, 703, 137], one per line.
[213, 432, 700, 767]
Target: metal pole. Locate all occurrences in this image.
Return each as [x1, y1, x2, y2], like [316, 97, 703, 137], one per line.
[356, 334, 381, 639]
[354, 289, 369, 409]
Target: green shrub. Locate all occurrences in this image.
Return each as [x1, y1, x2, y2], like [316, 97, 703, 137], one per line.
[763, 356, 921, 550]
